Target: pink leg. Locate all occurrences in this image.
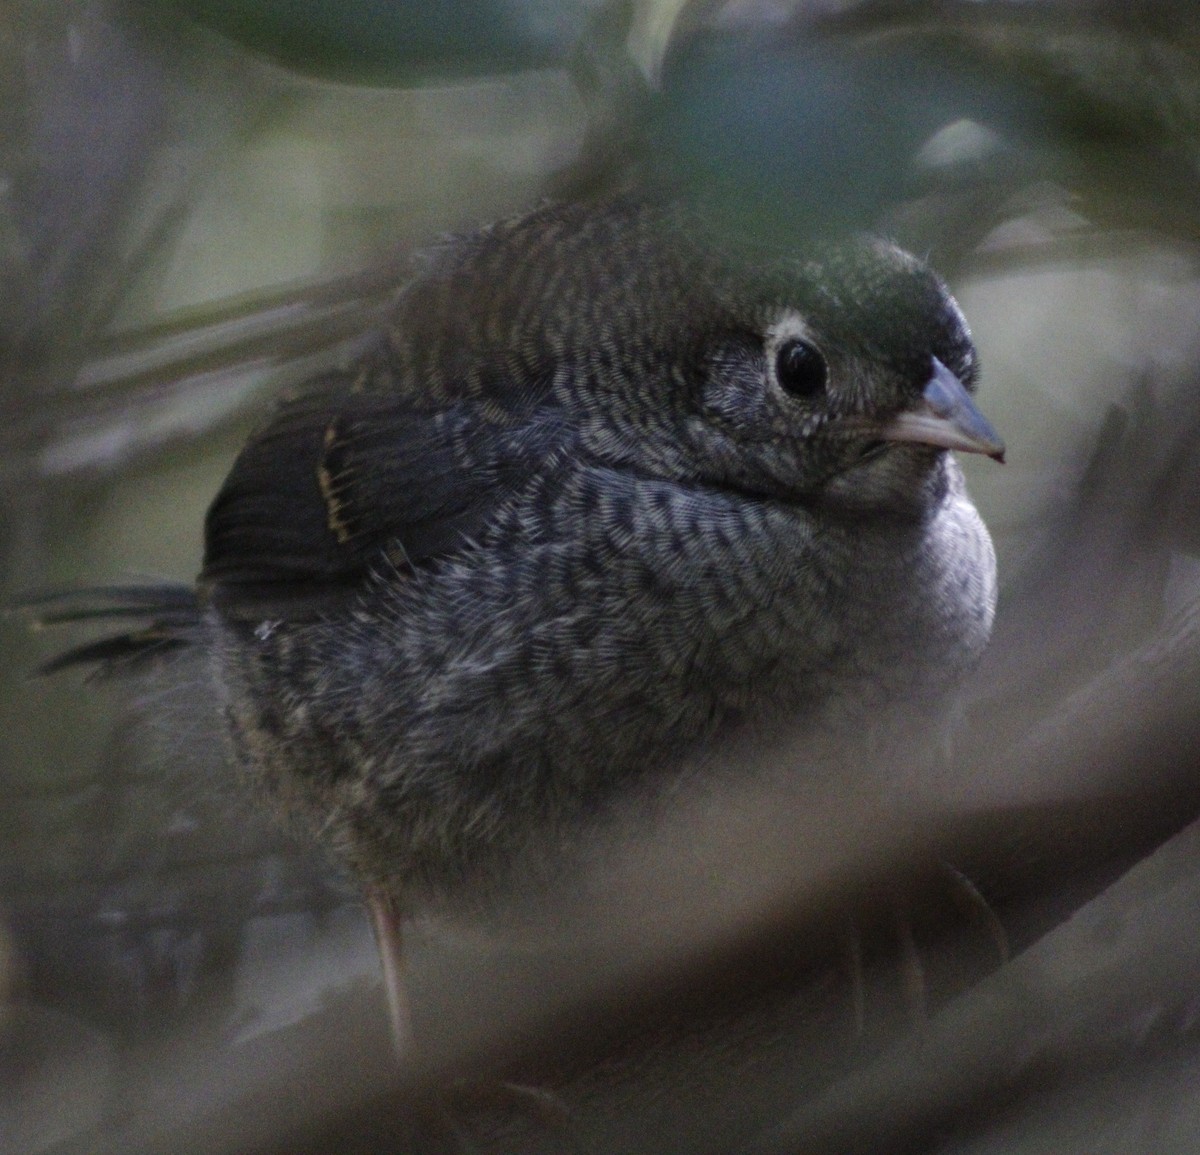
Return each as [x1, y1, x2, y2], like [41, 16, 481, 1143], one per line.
[365, 885, 414, 1060]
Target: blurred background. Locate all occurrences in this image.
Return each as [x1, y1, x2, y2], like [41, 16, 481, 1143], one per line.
[3, 1, 1200, 1151]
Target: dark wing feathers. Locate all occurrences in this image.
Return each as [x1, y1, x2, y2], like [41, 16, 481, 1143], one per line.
[25, 358, 569, 664]
[201, 363, 568, 616]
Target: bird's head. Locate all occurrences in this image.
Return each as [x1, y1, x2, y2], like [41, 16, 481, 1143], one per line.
[680, 236, 1004, 516]
[546, 204, 1003, 518]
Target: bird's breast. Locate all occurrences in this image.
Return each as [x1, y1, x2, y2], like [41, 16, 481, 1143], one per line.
[631, 469, 998, 730]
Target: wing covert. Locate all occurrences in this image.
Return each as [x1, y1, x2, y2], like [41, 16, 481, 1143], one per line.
[201, 363, 566, 616]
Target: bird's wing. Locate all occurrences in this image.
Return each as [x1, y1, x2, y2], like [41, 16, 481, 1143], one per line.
[201, 356, 567, 617]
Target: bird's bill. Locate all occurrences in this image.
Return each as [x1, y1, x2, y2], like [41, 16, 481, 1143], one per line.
[881, 358, 1006, 462]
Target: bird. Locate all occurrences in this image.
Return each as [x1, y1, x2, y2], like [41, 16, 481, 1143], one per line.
[33, 195, 1004, 1056]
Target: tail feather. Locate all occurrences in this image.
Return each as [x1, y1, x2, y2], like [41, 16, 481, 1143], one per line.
[18, 582, 203, 677]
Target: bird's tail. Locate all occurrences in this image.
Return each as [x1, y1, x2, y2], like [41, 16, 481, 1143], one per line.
[19, 582, 203, 676]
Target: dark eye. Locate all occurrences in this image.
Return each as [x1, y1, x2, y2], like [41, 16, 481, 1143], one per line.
[775, 338, 827, 398]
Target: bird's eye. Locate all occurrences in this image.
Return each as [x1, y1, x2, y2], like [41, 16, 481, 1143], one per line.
[775, 338, 827, 398]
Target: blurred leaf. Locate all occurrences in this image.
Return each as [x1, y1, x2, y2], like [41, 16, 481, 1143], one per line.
[159, 0, 604, 82]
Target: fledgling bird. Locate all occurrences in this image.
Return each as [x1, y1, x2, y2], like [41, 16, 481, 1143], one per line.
[38, 197, 1003, 1053]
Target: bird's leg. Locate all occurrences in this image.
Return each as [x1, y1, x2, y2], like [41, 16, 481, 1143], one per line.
[364, 883, 415, 1060]
[364, 885, 575, 1139]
